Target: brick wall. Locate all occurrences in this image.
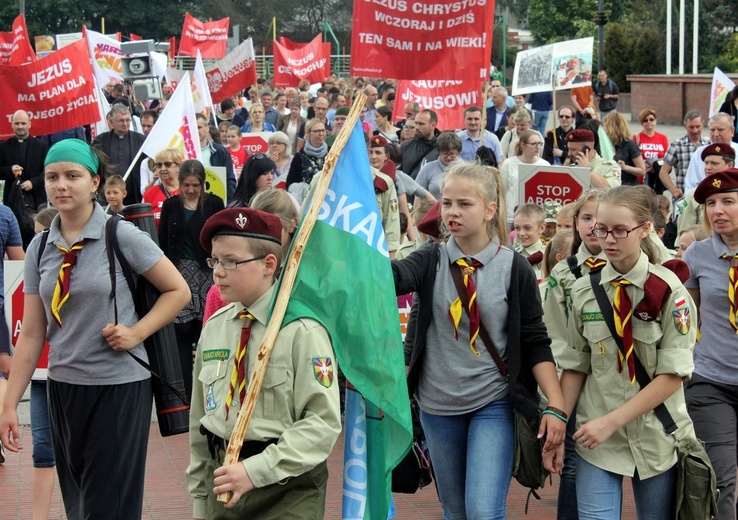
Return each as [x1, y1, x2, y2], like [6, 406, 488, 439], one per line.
[628, 74, 738, 125]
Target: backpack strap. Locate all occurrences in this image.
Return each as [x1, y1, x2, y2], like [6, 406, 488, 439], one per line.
[588, 269, 676, 434]
[104, 215, 189, 405]
[36, 229, 50, 268]
[566, 255, 582, 279]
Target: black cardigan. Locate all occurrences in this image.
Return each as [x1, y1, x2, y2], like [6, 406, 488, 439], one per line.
[392, 242, 555, 418]
[158, 193, 224, 269]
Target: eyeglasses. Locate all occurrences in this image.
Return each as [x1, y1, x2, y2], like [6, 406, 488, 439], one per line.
[155, 161, 179, 169]
[591, 222, 647, 239]
[526, 141, 544, 147]
[559, 115, 572, 119]
[404, 125, 415, 130]
[310, 129, 326, 134]
[642, 117, 656, 123]
[206, 255, 267, 270]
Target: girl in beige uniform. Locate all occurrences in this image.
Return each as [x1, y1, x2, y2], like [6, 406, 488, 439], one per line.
[554, 186, 697, 519]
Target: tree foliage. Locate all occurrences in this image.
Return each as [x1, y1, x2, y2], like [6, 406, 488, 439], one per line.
[0, 0, 196, 41]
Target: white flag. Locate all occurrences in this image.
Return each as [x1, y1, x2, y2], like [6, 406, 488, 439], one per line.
[84, 27, 123, 87]
[165, 67, 187, 91]
[91, 77, 111, 141]
[710, 67, 735, 117]
[141, 72, 201, 161]
[193, 49, 214, 114]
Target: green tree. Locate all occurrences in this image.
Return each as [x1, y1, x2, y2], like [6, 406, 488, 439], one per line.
[603, 23, 629, 90]
[0, 1, 197, 41]
[527, 0, 598, 44]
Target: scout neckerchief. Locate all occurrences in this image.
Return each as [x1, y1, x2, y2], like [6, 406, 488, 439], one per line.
[449, 258, 483, 355]
[225, 311, 255, 420]
[721, 252, 738, 333]
[611, 278, 636, 385]
[50, 239, 89, 327]
[585, 257, 607, 271]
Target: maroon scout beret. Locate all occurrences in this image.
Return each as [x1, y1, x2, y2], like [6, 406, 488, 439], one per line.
[566, 129, 595, 143]
[370, 135, 390, 148]
[700, 143, 736, 162]
[417, 200, 443, 239]
[200, 208, 282, 252]
[694, 168, 738, 204]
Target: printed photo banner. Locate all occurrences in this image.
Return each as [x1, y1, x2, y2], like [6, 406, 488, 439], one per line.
[178, 13, 229, 59]
[273, 35, 330, 88]
[392, 79, 481, 130]
[0, 14, 36, 65]
[0, 39, 99, 136]
[205, 38, 257, 104]
[709, 67, 736, 117]
[351, 0, 494, 81]
[512, 37, 594, 95]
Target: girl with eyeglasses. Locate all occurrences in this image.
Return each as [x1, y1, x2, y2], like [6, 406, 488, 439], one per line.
[500, 129, 550, 227]
[158, 160, 225, 399]
[554, 185, 697, 519]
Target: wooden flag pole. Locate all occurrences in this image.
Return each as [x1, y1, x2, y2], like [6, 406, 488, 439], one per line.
[217, 93, 368, 503]
[481, 82, 490, 133]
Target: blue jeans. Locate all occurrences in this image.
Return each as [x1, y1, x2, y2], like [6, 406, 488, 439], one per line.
[557, 405, 579, 520]
[576, 457, 676, 520]
[533, 110, 550, 135]
[420, 399, 514, 520]
[30, 380, 55, 468]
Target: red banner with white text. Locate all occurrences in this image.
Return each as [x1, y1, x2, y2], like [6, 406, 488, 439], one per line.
[351, 0, 494, 81]
[205, 38, 258, 104]
[0, 14, 36, 65]
[392, 80, 481, 130]
[273, 35, 330, 88]
[0, 39, 98, 136]
[178, 13, 229, 59]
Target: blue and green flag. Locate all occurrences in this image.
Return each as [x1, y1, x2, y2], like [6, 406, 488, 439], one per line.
[277, 119, 412, 519]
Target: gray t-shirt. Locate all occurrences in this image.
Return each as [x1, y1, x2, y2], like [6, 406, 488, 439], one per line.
[419, 238, 513, 415]
[684, 233, 738, 385]
[24, 204, 163, 385]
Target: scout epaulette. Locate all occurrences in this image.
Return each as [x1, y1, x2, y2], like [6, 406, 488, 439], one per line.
[380, 159, 397, 182]
[374, 175, 390, 193]
[527, 251, 543, 266]
[662, 259, 690, 283]
[634, 273, 672, 322]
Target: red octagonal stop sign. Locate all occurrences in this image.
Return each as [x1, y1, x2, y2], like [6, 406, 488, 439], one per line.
[240, 133, 270, 154]
[518, 165, 590, 208]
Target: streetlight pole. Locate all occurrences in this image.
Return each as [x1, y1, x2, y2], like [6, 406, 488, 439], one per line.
[19, 0, 25, 15]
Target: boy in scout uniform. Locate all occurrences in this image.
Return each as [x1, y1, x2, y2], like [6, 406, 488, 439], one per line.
[676, 143, 735, 234]
[186, 208, 341, 520]
[513, 203, 546, 274]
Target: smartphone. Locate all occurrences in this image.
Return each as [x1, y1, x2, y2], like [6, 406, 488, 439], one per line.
[582, 145, 591, 155]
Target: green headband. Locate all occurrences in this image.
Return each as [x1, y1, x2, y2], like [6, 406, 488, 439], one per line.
[44, 139, 100, 175]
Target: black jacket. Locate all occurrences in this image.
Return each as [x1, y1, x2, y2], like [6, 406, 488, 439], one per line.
[392, 242, 554, 417]
[158, 193, 225, 269]
[92, 130, 147, 205]
[400, 129, 441, 179]
[486, 105, 510, 135]
[0, 136, 48, 209]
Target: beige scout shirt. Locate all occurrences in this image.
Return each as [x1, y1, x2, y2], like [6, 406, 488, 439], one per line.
[676, 189, 703, 235]
[559, 253, 696, 478]
[514, 238, 544, 275]
[373, 168, 401, 252]
[186, 285, 341, 518]
[543, 245, 605, 364]
[590, 153, 622, 189]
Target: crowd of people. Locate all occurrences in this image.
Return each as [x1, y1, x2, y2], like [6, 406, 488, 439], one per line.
[0, 70, 736, 520]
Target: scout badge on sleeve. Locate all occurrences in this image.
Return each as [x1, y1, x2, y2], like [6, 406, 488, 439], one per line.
[673, 308, 691, 335]
[313, 357, 334, 388]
